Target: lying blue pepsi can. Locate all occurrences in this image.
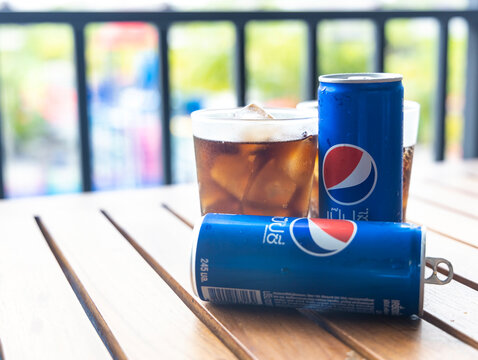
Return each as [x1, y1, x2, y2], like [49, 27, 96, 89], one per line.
[191, 214, 453, 316]
[318, 73, 403, 222]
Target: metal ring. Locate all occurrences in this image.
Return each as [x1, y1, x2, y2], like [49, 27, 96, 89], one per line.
[424, 257, 453, 285]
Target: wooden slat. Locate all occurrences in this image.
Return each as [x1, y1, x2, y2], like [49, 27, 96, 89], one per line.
[407, 197, 478, 248]
[0, 215, 111, 360]
[103, 202, 355, 360]
[37, 208, 236, 360]
[411, 159, 478, 197]
[427, 177, 478, 196]
[411, 158, 478, 177]
[159, 184, 201, 222]
[156, 184, 478, 359]
[410, 180, 478, 219]
[430, 159, 478, 177]
[36, 217, 128, 360]
[426, 231, 478, 288]
[100, 211, 255, 360]
[302, 311, 478, 360]
[424, 280, 478, 348]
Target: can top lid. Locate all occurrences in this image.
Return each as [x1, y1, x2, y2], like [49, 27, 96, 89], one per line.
[319, 73, 403, 84]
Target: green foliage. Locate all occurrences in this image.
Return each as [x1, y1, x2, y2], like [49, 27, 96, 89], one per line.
[446, 24, 466, 149]
[169, 22, 234, 94]
[0, 25, 73, 146]
[246, 21, 305, 102]
[385, 19, 437, 143]
[318, 21, 374, 75]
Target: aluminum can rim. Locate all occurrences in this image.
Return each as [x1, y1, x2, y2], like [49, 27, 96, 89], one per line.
[319, 72, 403, 84]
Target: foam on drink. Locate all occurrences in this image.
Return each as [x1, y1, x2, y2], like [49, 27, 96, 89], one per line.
[192, 104, 317, 143]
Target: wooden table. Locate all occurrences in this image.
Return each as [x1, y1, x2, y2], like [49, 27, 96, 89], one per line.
[0, 156, 477, 360]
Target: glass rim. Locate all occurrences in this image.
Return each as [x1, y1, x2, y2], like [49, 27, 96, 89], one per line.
[403, 100, 420, 147]
[191, 107, 317, 124]
[296, 100, 318, 110]
[404, 100, 420, 112]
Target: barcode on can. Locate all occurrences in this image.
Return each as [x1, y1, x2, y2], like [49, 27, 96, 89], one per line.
[201, 286, 263, 305]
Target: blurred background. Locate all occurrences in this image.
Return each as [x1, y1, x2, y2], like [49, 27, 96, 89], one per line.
[0, 0, 472, 197]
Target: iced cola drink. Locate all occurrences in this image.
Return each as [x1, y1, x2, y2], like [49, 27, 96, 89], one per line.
[192, 105, 318, 217]
[402, 145, 414, 220]
[309, 155, 319, 217]
[297, 100, 319, 217]
[402, 101, 420, 221]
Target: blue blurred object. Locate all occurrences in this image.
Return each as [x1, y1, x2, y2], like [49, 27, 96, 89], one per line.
[185, 99, 201, 114]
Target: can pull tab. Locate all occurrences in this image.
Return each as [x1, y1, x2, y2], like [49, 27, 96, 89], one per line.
[425, 257, 453, 285]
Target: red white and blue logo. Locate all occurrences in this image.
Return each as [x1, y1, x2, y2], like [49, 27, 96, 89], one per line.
[322, 144, 378, 205]
[290, 218, 357, 256]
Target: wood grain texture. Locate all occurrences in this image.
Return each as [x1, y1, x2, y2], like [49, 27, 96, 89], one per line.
[407, 197, 478, 248]
[102, 202, 353, 360]
[102, 210, 255, 360]
[303, 311, 478, 360]
[424, 279, 478, 348]
[410, 180, 478, 220]
[36, 217, 128, 360]
[411, 159, 478, 197]
[0, 215, 111, 360]
[37, 208, 236, 360]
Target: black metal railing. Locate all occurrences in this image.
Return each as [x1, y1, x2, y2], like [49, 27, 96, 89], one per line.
[1, 9, 478, 198]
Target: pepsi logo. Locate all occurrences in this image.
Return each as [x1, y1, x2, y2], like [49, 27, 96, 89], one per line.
[322, 144, 377, 205]
[290, 218, 357, 256]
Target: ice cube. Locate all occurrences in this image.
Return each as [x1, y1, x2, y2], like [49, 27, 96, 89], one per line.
[234, 104, 284, 142]
[246, 159, 297, 207]
[210, 153, 256, 200]
[277, 137, 317, 185]
[234, 103, 275, 119]
[199, 180, 237, 213]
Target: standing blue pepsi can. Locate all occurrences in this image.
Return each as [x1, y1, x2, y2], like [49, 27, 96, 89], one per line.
[318, 73, 403, 222]
[191, 214, 453, 316]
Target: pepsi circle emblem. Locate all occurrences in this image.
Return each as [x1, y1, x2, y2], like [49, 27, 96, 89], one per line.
[322, 144, 378, 205]
[290, 218, 357, 256]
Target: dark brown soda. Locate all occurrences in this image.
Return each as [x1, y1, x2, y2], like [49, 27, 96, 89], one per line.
[194, 135, 318, 217]
[402, 145, 415, 220]
[308, 153, 319, 218]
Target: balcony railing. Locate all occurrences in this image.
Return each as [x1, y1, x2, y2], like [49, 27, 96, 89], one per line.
[0, 9, 478, 198]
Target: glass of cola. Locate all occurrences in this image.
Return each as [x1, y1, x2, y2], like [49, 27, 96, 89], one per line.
[296, 101, 319, 218]
[402, 100, 420, 220]
[192, 104, 318, 217]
